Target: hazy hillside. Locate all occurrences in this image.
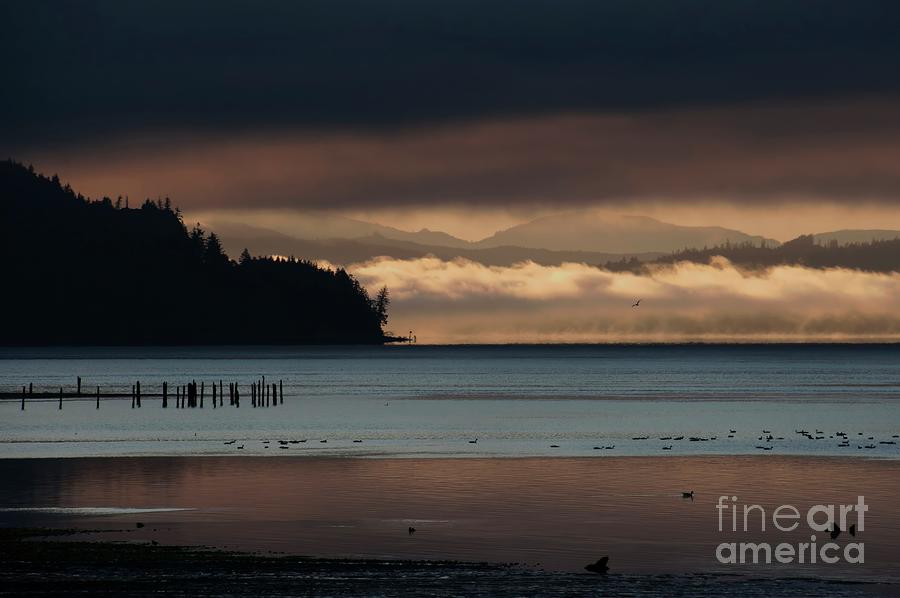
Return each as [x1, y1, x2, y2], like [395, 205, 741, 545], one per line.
[210, 211, 781, 262]
[608, 234, 900, 273]
[209, 222, 663, 267]
[236, 214, 472, 248]
[475, 212, 780, 253]
[812, 229, 900, 245]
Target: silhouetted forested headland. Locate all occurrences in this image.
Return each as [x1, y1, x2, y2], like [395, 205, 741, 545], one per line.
[604, 234, 900, 274]
[1, 160, 391, 345]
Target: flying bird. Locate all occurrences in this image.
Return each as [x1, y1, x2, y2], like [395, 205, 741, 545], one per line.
[632, 299, 642, 308]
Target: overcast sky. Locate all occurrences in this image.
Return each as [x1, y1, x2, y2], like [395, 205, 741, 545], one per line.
[4, 1, 900, 234]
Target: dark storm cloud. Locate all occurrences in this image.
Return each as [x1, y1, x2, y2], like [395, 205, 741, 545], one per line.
[34, 99, 900, 211]
[3, 0, 900, 151]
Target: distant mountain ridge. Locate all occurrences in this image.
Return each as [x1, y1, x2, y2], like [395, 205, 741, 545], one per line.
[207, 213, 898, 271]
[210, 211, 781, 262]
[473, 212, 780, 253]
[254, 213, 473, 248]
[208, 222, 663, 267]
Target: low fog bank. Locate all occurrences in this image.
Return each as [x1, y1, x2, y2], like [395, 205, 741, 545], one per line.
[344, 256, 900, 343]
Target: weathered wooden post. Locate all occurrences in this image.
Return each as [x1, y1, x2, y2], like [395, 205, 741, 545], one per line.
[162, 382, 168, 408]
[59, 387, 63, 410]
[280, 380, 283, 405]
[234, 384, 240, 408]
[96, 385, 100, 409]
[21, 386, 25, 410]
[131, 384, 136, 408]
[272, 383, 277, 407]
[228, 382, 233, 406]
[219, 380, 224, 407]
[200, 381, 205, 409]
[77, 376, 82, 396]
[29, 382, 33, 396]
[212, 383, 216, 408]
[251, 383, 255, 408]
[136, 381, 141, 408]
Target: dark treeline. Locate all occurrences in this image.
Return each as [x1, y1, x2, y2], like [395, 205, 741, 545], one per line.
[1, 160, 389, 345]
[604, 235, 900, 273]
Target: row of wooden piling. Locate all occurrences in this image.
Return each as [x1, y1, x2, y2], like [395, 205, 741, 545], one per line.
[16, 378, 285, 410]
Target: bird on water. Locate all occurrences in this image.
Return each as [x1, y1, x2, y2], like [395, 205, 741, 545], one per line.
[585, 556, 609, 574]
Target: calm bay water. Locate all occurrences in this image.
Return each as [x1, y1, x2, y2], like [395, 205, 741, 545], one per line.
[1, 344, 899, 458]
[2, 345, 900, 586]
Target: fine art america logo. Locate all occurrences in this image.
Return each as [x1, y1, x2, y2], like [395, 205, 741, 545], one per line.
[715, 496, 866, 565]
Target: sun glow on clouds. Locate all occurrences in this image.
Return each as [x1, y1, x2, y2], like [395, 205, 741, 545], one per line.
[342, 257, 900, 343]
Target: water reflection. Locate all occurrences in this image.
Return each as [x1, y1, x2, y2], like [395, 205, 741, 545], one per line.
[1, 456, 898, 581]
